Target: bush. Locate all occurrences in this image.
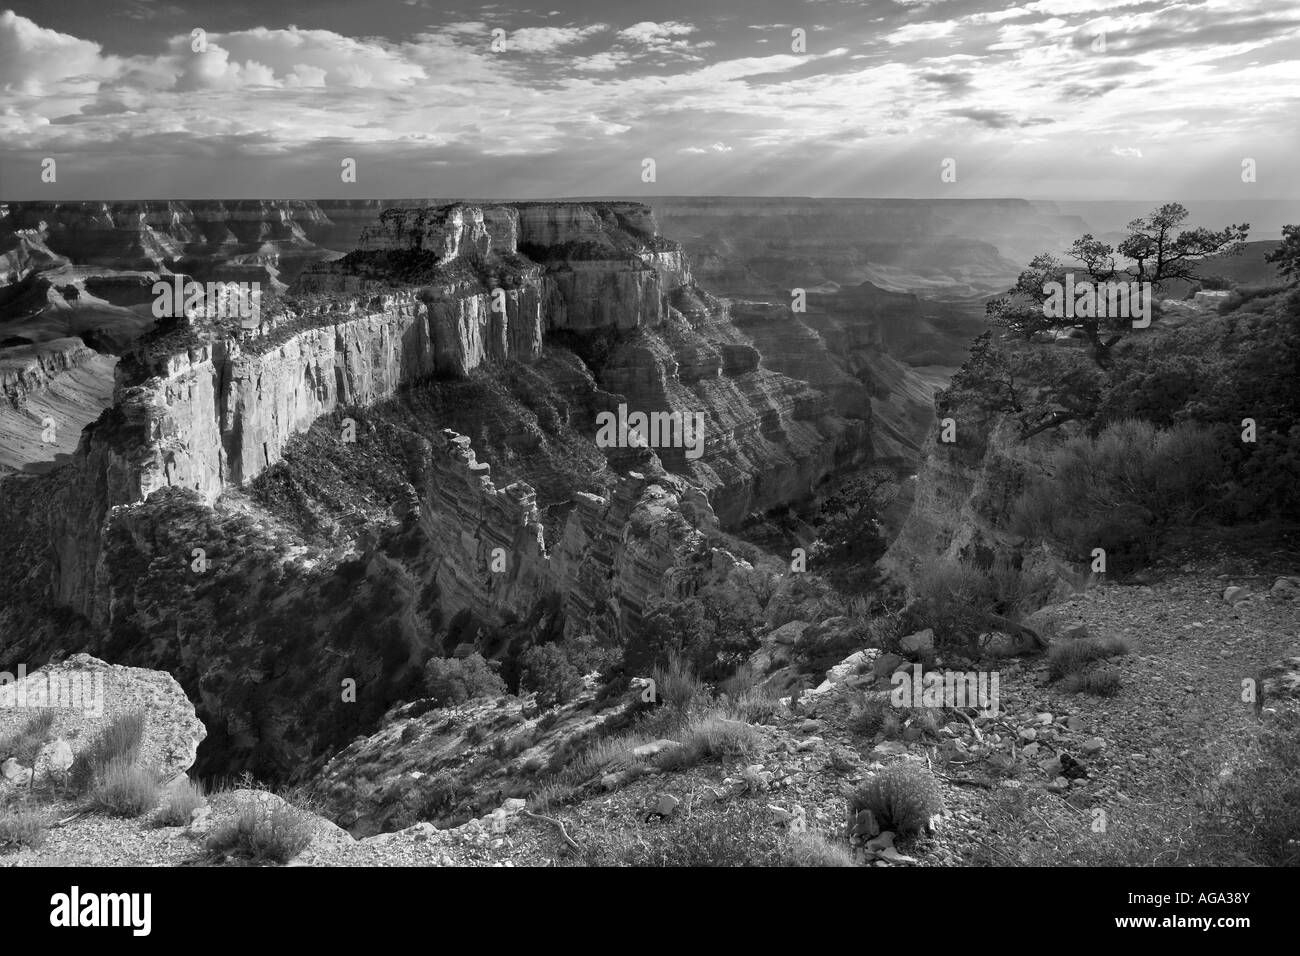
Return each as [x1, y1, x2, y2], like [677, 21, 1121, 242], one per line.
[629, 579, 764, 681]
[1013, 420, 1226, 570]
[1207, 708, 1300, 865]
[0, 710, 56, 767]
[849, 762, 944, 837]
[423, 653, 506, 708]
[1060, 668, 1122, 696]
[1047, 634, 1130, 680]
[726, 682, 785, 725]
[72, 710, 145, 793]
[206, 792, 316, 865]
[155, 777, 208, 827]
[849, 695, 892, 737]
[519, 644, 583, 709]
[0, 803, 46, 850]
[652, 652, 709, 716]
[89, 759, 161, 818]
[654, 713, 761, 771]
[564, 632, 619, 676]
[905, 554, 1042, 657]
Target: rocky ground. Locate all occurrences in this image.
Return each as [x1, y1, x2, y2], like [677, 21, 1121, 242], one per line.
[2, 555, 1297, 867]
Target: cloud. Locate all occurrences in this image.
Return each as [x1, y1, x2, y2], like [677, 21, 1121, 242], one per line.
[1111, 145, 1143, 158]
[571, 51, 632, 71]
[920, 71, 973, 91]
[946, 107, 1055, 129]
[883, 21, 959, 45]
[505, 25, 608, 53]
[0, 10, 122, 95]
[618, 21, 696, 47]
[175, 27, 428, 90]
[3, 3, 1299, 201]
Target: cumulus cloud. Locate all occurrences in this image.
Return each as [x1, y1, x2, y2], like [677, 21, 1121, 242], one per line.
[680, 142, 733, 154]
[0, 10, 122, 95]
[618, 21, 695, 46]
[507, 25, 608, 53]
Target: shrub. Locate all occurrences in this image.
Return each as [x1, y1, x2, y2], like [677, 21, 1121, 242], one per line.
[0, 803, 46, 850]
[726, 682, 785, 726]
[518, 643, 583, 709]
[849, 762, 944, 837]
[155, 777, 208, 827]
[849, 695, 892, 737]
[655, 713, 761, 771]
[416, 773, 462, 820]
[564, 632, 619, 676]
[491, 731, 533, 761]
[0, 710, 56, 766]
[89, 759, 161, 818]
[784, 831, 859, 867]
[629, 579, 764, 681]
[905, 554, 1040, 657]
[1060, 668, 1123, 696]
[1013, 420, 1226, 571]
[1047, 635, 1130, 680]
[423, 653, 506, 707]
[206, 792, 316, 864]
[653, 653, 710, 716]
[1206, 708, 1300, 865]
[527, 782, 579, 815]
[72, 710, 145, 793]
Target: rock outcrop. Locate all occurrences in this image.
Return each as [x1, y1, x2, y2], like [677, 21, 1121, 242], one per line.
[0, 653, 206, 784]
[418, 428, 733, 640]
[28, 201, 880, 622]
[0, 338, 117, 474]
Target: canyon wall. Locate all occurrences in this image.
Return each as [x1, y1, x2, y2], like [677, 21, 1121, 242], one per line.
[38, 201, 803, 622]
[3, 198, 949, 640]
[0, 198, 962, 775]
[419, 427, 731, 642]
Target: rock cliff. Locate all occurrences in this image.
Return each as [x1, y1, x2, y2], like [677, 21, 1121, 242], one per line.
[29, 201, 877, 622]
[0, 198, 943, 778]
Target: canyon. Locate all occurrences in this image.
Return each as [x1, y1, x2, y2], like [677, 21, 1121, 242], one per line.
[0, 196, 985, 775]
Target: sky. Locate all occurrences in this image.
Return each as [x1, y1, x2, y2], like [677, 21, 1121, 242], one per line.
[1, 0, 1297, 200]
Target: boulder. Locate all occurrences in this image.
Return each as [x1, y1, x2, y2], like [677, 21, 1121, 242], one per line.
[1270, 576, 1300, 596]
[871, 653, 907, 678]
[1022, 605, 1088, 644]
[900, 628, 935, 655]
[1255, 657, 1300, 716]
[768, 621, 810, 646]
[631, 739, 680, 759]
[1, 757, 31, 786]
[39, 738, 74, 778]
[0, 654, 206, 784]
[824, 649, 879, 684]
[1223, 586, 1249, 605]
